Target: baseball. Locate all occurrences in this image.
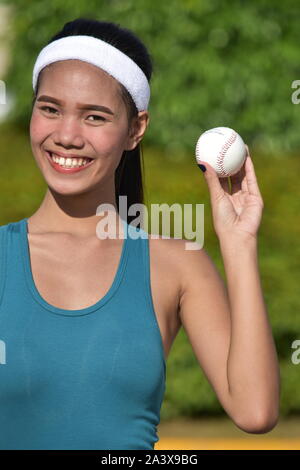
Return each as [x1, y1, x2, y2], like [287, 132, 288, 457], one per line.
[195, 127, 247, 177]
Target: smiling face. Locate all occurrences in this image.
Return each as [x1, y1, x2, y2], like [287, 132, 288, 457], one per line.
[30, 59, 147, 198]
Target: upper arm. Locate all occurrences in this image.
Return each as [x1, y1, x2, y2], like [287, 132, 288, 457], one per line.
[176, 241, 237, 422]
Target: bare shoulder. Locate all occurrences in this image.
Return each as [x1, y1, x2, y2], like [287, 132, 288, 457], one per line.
[148, 235, 213, 288]
[148, 233, 230, 336]
[147, 235, 185, 301]
[147, 234, 213, 312]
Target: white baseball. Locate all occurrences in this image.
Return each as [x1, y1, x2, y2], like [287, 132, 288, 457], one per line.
[195, 127, 247, 177]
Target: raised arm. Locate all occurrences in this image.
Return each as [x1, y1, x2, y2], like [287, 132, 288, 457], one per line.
[178, 147, 280, 433]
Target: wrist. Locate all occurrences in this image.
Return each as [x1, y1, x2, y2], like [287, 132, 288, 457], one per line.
[219, 232, 258, 254]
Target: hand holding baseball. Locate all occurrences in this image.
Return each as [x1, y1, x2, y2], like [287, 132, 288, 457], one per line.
[197, 145, 264, 241]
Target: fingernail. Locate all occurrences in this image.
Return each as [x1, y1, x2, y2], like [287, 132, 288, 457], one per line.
[197, 164, 206, 172]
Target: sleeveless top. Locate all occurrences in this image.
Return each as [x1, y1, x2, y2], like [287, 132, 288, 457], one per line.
[0, 218, 166, 450]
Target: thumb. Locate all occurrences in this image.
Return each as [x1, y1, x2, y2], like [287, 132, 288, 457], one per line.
[197, 160, 225, 202]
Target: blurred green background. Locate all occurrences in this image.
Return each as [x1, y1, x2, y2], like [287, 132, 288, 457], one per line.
[0, 0, 299, 425]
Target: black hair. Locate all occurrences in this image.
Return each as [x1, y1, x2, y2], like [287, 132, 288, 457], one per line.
[32, 18, 153, 225]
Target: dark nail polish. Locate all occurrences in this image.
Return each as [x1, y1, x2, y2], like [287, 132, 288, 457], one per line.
[197, 164, 206, 172]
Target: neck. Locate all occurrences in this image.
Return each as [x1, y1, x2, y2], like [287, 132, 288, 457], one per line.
[27, 182, 124, 239]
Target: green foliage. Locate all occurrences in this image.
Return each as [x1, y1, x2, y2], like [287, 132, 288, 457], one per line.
[1, 0, 300, 155]
[0, 126, 299, 418]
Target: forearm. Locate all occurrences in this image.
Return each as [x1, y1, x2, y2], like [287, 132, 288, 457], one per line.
[219, 235, 280, 427]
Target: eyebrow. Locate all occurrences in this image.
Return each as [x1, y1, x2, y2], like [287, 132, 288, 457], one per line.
[36, 95, 115, 115]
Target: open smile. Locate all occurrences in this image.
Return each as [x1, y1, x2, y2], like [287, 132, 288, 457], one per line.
[45, 151, 95, 174]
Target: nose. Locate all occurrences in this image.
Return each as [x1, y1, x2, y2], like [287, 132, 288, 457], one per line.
[52, 116, 85, 148]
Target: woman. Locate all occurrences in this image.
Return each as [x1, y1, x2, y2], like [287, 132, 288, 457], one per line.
[0, 17, 280, 450]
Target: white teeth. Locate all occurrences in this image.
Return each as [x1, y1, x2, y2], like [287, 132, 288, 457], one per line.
[50, 153, 91, 168]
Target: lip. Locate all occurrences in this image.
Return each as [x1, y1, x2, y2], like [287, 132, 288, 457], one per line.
[45, 150, 95, 174]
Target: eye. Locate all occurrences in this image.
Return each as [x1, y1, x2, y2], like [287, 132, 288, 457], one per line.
[39, 105, 58, 114]
[87, 115, 106, 122]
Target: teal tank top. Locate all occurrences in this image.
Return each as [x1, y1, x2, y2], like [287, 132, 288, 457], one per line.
[0, 218, 166, 450]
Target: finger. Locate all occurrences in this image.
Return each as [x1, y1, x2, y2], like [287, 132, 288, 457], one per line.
[230, 144, 249, 194]
[241, 144, 250, 192]
[241, 165, 249, 193]
[197, 160, 226, 201]
[244, 153, 263, 199]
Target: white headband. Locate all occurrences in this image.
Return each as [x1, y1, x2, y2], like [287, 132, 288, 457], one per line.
[32, 35, 150, 111]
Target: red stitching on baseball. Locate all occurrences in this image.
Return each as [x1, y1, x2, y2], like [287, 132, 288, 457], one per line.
[217, 131, 237, 176]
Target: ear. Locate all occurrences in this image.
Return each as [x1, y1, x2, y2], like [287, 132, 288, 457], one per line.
[124, 111, 150, 151]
